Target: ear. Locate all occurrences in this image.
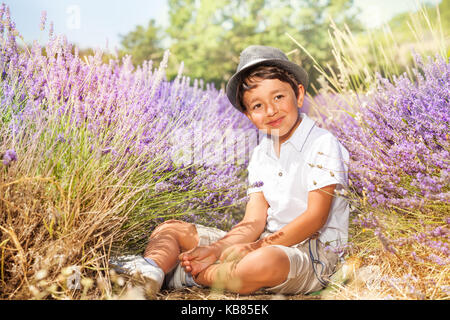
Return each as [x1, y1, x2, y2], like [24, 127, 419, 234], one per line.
[296, 84, 305, 109]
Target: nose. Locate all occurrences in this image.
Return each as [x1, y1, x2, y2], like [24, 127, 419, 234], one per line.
[265, 102, 278, 116]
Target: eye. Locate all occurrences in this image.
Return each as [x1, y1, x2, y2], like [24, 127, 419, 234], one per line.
[252, 103, 262, 110]
[274, 94, 284, 100]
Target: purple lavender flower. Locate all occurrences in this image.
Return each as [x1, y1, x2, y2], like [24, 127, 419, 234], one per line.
[250, 181, 264, 188]
[56, 134, 66, 143]
[318, 55, 449, 212]
[411, 251, 424, 263]
[374, 228, 397, 254]
[39, 11, 46, 31]
[154, 181, 172, 193]
[2, 149, 17, 166]
[49, 21, 54, 38]
[427, 253, 447, 266]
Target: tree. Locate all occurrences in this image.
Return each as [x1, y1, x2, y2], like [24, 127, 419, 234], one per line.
[384, 0, 449, 43]
[165, 0, 362, 91]
[118, 19, 164, 67]
[119, 0, 362, 92]
[350, 0, 449, 83]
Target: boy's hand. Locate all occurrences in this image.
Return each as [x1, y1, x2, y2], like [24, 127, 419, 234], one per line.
[179, 245, 220, 276]
[219, 242, 260, 262]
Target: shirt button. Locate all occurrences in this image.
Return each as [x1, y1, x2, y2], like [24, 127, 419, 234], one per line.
[278, 172, 283, 177]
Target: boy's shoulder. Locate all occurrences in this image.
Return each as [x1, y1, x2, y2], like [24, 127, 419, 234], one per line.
[307, 123, 340, 145]
[248, 115, 347, 165]
[293, 114, 342, 153]
[294, 113, 343, 154]
[305, 124, 349, 161]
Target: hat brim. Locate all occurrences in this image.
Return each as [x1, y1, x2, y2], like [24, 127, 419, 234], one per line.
[226, 59, 309, 112]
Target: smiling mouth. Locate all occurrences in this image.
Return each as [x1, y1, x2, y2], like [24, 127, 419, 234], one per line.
[267, 117, 284, 126]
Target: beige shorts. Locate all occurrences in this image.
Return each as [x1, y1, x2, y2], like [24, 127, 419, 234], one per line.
[193, 224, 339, 295]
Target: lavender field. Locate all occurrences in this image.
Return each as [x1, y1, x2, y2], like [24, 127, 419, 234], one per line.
[0, 4, 448, 299]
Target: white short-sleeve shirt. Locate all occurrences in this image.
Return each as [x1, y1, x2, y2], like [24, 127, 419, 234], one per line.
[247, 112, 349, 249]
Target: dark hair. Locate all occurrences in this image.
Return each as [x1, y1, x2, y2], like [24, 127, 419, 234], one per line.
[236, 64, 299, 112]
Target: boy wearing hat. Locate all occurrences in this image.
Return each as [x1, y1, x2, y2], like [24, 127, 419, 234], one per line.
[110, 45, 349, 296]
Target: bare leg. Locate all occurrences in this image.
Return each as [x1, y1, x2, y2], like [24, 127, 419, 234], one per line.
[194, 246, 290, 294]
[143, 220, 199, 274]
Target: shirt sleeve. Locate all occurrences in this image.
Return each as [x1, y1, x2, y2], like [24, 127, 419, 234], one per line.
[306, 134, 349, 191]
[246, 149, 264, 196]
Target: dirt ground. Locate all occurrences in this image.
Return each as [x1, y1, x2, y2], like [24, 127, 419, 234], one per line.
[112, 268, 325, 300]
[155, 286, 321, 300]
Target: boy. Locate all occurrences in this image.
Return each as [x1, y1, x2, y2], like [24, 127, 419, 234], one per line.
[110, 45, 349, 296]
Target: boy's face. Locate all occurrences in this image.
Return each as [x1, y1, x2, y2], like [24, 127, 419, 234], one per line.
[242, 77, 305, 145]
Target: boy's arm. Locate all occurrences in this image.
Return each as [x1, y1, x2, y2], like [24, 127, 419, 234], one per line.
[220, 184, 336, 262]
[179, 191, 268, 275]
[211, 191, 269, 253]
[260, 184, 335, 246]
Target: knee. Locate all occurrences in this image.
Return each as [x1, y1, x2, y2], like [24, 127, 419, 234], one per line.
[242, 247, 289, 279]
[233, 246, 290, 293]
[152, 219, 198, 250]
[154, 219, 190, 233]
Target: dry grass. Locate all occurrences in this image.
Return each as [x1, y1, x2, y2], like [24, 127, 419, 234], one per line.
[1, 171, 447, 300]
[106, 271, 320, 300]
[320, 208, 450, 300]
[157, 287, 319, 300]
[0, 171, 128, 299]
[322, 252, 449, 300]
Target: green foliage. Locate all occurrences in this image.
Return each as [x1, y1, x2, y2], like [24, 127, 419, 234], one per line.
[386, 0, 449, 41]
[349, 0, 450, 86]
[120, 0, 362, 92]
[118, 19, 165, 66]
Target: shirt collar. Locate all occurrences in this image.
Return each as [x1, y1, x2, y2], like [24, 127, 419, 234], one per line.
[260, 111, 316, 159]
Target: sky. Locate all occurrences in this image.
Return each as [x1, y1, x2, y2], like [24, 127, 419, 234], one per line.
[2, 0, 441, 52]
